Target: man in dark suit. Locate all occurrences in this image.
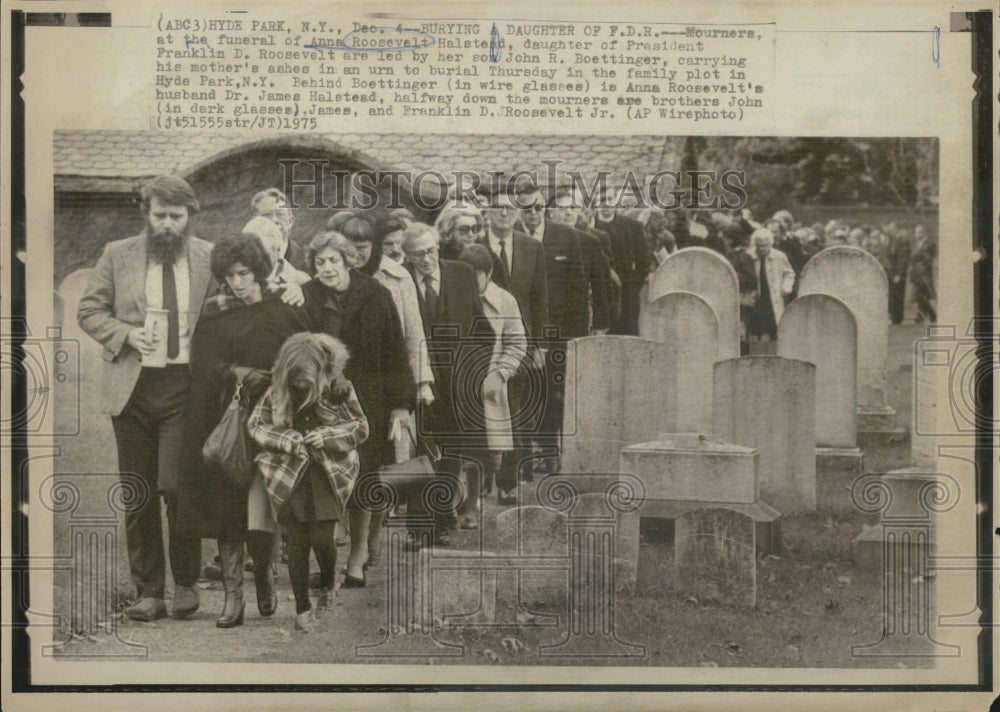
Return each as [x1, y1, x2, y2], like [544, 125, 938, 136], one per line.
[547, 186, 611, 334]
[403, 223, 485, 544]
[570, 198, 622, 327]
[77, 175, 214, 622]
[592, 188, 649, 335]
[479, 189, 549, 341]
[514, 176, 588, 471]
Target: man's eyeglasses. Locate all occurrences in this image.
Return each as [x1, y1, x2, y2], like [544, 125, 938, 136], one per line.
[407, 247, 439, 260]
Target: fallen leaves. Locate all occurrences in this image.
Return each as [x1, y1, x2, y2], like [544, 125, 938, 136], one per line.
[501, 636, 525, 654]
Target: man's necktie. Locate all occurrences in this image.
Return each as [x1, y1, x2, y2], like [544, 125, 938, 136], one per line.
[163, 261, 180, 359]
[499, 239, 510, 284]
[424, 275, 439, 317]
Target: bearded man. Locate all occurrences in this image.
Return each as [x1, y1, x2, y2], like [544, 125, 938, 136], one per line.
[78, 175, 215, 621]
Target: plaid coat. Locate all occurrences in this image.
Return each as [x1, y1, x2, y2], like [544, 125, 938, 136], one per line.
[248, 385, 369, 519]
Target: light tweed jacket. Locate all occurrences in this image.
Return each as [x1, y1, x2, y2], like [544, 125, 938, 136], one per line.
[76, 232, 215, 415]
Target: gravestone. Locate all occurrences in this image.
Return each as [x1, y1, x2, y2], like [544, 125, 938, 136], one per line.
[797, 247, 894, 429]
[777, 294, 858, 448]
[646, 247, 740, 361]
[562, 336, 680, 476]
[673, 507, 757, 607]
[777, 294, 864, 504]
[713, 357, 817, 514]
[617, 435, 780, 594]
[56, 268, 95, 336]
[620, 434, 757, 504]
[638, 291, 718, 433]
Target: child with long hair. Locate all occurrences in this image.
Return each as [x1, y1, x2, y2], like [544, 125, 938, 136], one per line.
[248, 333, 369, 631]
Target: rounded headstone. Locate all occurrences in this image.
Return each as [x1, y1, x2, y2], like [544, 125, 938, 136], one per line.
[778, 294, 858, 448]
[798, 247, 889, 408]
[56, 268, 95, 340]
[638, 291, 718, 433]
[647, 247, 740, 361]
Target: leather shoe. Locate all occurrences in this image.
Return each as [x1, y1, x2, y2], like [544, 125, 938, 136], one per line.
[126, 597, 167, 622]
[171, 586, 200, 619]
[342, 574, 366, 588]
[295, 609, 315, 632]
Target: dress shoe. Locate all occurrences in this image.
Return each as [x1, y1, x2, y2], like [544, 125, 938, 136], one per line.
[125, 597, 167, 622]
[295, 608, 315, 632]
[317, 587, 334, 609]
[342, 574, 366, 588]
[171, 586, 200, 619]
[498, 488, 518, 506]
[459, 515, 479, 530]
[433, 531, 452, 547]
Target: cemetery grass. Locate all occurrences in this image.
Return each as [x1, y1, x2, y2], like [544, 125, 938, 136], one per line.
[53, 326, 935, 667]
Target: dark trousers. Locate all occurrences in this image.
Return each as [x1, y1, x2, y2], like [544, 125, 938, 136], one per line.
[888, 270, 908, 324]
[611, 280, 641, 336]
[111, 366, 201, 598]
[536, 340, 568, 456]
[282, 518, 336, 614]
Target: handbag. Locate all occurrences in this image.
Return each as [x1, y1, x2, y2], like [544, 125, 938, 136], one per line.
[376, 422, 440, 511]
[202, 366, 271, 489]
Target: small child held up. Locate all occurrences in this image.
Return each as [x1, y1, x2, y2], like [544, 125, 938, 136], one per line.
[248, 332, 369, 632]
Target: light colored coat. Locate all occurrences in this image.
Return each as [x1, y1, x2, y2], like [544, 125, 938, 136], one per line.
[372, 255, 434, 387]
[479, 282, 528, 452]
[749, 248, 796, 324]
[76, 233, 215, 415]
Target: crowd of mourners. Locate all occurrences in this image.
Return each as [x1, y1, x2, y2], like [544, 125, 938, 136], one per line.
[76, 173, 937, 633]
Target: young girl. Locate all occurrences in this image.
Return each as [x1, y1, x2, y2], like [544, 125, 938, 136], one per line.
[248, 333, 369, 632]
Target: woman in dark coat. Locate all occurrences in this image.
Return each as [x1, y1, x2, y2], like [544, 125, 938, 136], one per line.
[177, 233, 311, 627]
[301, 230, 415, 584]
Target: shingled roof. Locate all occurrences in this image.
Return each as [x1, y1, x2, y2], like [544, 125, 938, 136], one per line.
[54, 130, 680, 193]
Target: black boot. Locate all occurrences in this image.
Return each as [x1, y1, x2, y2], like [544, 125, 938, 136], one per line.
[216, 540, 245, 628]
[247, 532, 277, 617]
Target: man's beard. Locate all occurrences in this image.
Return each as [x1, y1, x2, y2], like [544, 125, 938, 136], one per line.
[146, 220, 190, 264]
